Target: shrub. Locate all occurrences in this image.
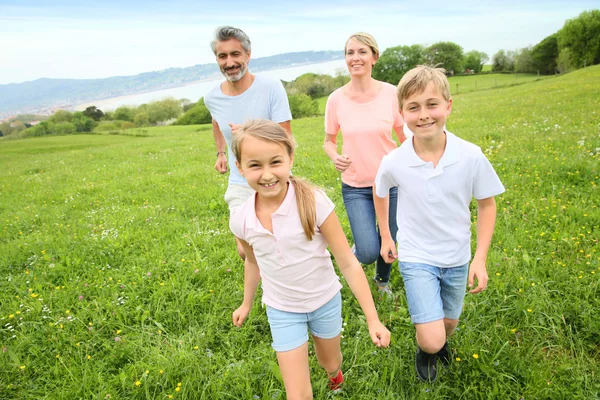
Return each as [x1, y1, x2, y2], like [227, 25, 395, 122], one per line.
[288, 94, 319, 119]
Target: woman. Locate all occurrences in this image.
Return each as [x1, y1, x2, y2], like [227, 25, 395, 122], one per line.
[323, 32, 406, 296]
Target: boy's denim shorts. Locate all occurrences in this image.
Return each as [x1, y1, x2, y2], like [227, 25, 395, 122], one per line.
[399, 262, 469, 324]
[265, 291, 342, 352]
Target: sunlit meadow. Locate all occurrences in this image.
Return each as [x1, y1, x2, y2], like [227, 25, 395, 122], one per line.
[1, 67, 598, 399]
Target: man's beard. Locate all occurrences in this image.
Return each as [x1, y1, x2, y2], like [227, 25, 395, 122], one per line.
[222, 65, 247, 82]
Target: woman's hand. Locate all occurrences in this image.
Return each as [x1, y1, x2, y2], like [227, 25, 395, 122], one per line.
[334, 154, 352, 173]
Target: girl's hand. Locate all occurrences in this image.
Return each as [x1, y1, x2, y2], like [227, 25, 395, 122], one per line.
[334, 154, 352, 173]
[232, 304, 251, 327]
[368, 320, 391, 348]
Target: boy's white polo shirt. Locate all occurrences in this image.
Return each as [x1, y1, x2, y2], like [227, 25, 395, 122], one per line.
[375, 131, 505, 268]
[230, 182, 342, 313]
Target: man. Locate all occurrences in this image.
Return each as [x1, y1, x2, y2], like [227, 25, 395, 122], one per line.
[204, 26, 292, 259]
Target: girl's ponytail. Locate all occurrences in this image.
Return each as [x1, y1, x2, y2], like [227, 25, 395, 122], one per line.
[289, 176, 317, 241]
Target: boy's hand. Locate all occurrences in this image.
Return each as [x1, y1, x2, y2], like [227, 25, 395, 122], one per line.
[380, 237, 397, 264]
[229, 123, 242, 134]
[232, 304, 251, 327]
[367, 320, 391, 348]
[334, 154, 352, 173]
[468, 259, 488, 294]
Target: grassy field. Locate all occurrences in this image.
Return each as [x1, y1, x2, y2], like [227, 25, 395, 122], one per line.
[447, 73, 554, 95]
[1, 66, 599, 399]
[316, 72, 556, 114]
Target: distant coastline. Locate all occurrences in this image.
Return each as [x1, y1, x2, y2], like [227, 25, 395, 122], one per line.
[0, 51, 344, 119]
[75, 59, 345, 112]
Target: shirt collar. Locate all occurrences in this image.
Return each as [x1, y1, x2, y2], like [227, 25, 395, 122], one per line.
[246, 181, 295, 232]
[406, 130, 460, 168]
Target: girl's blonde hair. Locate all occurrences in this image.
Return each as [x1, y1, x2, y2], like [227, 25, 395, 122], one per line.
[345, 32, 380, 59]
[397, 65, 451, 109]
[231, 119, 318, 241]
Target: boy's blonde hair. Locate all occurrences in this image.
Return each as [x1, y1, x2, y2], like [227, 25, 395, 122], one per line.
[397, 65, 451, 109]
[232, 119, 318, 241]
[345, 32, 379, 59]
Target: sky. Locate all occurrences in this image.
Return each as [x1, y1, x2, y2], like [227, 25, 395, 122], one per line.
[0, 0, 597, 85]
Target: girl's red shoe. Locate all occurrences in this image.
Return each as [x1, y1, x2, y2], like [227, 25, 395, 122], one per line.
[328, 369, 344, 392]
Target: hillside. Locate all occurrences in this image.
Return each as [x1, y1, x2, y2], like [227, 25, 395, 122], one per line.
[0, 50, 343, 118]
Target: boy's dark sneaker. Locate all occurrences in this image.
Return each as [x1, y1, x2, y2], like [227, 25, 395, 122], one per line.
[328, 369, 344, 393]
[436, 341, 451, 367]
[415, 347, 437, 382]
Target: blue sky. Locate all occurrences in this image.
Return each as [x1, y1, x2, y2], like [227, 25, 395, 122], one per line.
[0, 0, 597, 84]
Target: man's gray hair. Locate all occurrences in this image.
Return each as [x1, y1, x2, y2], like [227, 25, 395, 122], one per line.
[210, 26, 251, 55]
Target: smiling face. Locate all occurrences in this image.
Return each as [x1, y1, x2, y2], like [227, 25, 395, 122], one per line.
[400, 82, 453, 142]
[215, 38, 250, 82]
[236, 135, 293, 204]
[345, 38, 377, 77]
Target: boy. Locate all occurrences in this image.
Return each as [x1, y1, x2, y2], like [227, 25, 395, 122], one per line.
[373, 66, 505, 382]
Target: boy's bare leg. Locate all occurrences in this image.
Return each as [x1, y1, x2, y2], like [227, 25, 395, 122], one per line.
[443, 318, 459, 337]
[415, 320, 447, 354]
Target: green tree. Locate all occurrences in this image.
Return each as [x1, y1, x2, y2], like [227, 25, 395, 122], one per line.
[146, 98, 183, 124]
[424, 42, 464, 74]
[174, 103, 212, 125]
[558, 10, 600, 68]
[134, 111, 150, 127]
[557, 48, 575, 73]
[492, 50, 515, 72]
[288, 94, 319, 119]
[463, 50, 489, 73]
[113, 106, 135, 122]
[531, 34, 559, 74]
[48, 110, 73, 124]
[82, 106, 104, 121]
[373, 45, 425, 84]
[515, 47, 536, 73]
[71, 113, 98, 132]
[54, 122, 76, 134]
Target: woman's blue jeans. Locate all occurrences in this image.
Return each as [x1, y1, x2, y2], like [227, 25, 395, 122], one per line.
[341, 183, 398, 285]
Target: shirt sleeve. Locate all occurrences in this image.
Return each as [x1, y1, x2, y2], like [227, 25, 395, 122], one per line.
[473, 152, 505, 199]
[269, 80, 293, 123]
[374, 155, 396, 198]
[315, 189, 335, 227]
[324, 92, 340, 135]
[229, 208, 245, 240]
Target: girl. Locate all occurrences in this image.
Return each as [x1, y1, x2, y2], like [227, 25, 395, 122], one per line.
[230, 119, 391, 399]
[323, 32, 407, 296]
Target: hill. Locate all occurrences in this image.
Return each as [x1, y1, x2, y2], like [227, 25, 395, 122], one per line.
[0, 50, 343, 118]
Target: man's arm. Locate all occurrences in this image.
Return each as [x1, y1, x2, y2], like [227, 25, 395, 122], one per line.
[212, 119, 228, 174]
[278, 120, 292, 136]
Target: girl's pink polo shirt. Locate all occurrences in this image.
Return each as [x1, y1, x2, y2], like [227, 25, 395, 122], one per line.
[230, 183, 342, 313]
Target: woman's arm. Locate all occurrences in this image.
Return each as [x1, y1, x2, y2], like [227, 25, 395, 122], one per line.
[323, 133, 352, 173]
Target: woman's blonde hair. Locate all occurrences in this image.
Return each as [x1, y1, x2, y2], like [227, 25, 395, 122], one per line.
[345, 32, 380, 59]
[397, 65, 451, 109]
[231, 119, 318, 241]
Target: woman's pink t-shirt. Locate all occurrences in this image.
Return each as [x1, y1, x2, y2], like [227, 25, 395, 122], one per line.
[325, 82, 404, 188]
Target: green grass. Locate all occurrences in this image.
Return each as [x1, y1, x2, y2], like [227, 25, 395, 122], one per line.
[1, 66, 599, 399]
[447, 73, 554, 95]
